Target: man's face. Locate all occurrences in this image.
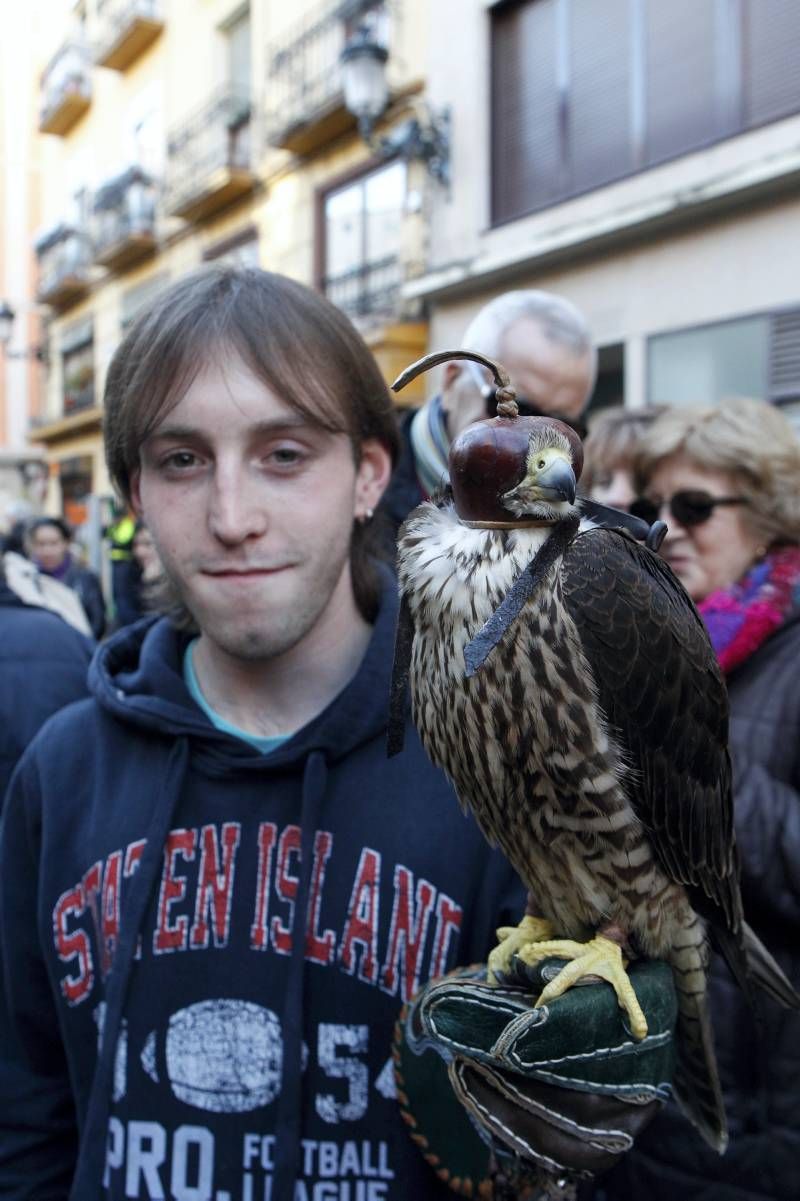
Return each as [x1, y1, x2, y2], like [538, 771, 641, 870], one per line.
[132, 354, 389, 665]
[444, 317, 594, 441]
[499, 319, 593, 422]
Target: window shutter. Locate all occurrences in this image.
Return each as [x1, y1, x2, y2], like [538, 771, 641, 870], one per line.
[568, 0, 631, 193]
[769, 309, 800, 402]
[491, 0, 560, 225]
[644, 0, 719, 166]
[743, 0, 800, 128]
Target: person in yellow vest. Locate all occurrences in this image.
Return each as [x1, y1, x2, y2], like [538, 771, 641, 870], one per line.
[106, 505, 139, 626]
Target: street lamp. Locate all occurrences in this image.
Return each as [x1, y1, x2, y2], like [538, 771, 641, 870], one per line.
[341, 26, 389, 142]
[0, 301, 15, 348]
[0, 300, 47, 362]
[339, 25, 450, 189]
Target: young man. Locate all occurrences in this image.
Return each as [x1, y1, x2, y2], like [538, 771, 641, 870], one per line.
[0, 269, 523, 1200]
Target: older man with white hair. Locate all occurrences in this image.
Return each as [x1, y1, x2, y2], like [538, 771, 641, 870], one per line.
[379, 289, 597, 538]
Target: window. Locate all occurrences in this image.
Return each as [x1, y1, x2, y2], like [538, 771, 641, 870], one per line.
[59, 454, 94, 529]
[203, 227, 259, 268]
[120, 272, 169, 331]
[321, 159, 406, 322]
[649, 317, 769, 409]
[61, 318, 95, 416]
[648, 308, 800, 432]
[225, 5, 251, 100]
[127, 85, 164, 176]
[491, 0, 800, 225]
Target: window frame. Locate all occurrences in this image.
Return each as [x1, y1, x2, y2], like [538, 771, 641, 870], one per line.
[646, 301, 800, 411]
[490, 0, 800, 228]
[314, 154, 407, 322]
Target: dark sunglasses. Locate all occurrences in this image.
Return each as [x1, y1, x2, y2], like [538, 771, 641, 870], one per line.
[464, 360, 588, 439]
[629, 490, 749, 528]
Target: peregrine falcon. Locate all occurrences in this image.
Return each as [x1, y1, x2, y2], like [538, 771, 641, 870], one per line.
[392, 350, 799, 1153]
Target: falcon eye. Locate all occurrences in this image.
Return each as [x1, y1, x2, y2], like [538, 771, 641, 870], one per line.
[537, 459, 546, 469]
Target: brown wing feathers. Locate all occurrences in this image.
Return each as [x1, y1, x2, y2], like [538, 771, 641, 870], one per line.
[560, 528, 742, 938]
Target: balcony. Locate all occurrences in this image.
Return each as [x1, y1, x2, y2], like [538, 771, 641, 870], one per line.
[94, 0, 164, 71]
[34, 225, 92, 310]
[63, 375, 95, 417]
[324, 254, 403, 323]
[93, 167, 157, 272]
[165, 88, 255, 223]
[29, 405, 104, 445]
[39, 42, 91, 135]
[266, 0, 389, 157]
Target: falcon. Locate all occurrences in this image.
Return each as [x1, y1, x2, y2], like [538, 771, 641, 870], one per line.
[391, 349, 799, 1153]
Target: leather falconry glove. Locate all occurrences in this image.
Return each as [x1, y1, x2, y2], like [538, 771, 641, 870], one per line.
[393, 956, 676, 1200]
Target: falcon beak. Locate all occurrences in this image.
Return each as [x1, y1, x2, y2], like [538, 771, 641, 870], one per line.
[535, 458, 576, 504]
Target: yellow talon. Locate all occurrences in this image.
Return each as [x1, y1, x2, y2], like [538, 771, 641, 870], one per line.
[517, 934, 649, 1040]
[487, 914, 554, 985]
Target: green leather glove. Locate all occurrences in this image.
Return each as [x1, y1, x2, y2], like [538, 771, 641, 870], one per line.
[393, 958, 677, 1199]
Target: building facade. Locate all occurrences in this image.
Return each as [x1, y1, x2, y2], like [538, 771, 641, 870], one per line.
[411, 0, 800, 426]
[0, 8, 49, 521]
[23, 0, 434, 519]
[12, 0, 800, 526]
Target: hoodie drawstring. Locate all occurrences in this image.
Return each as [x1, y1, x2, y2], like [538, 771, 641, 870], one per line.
[271, 750, 328, 1200]
[69, 737, 190, 1201]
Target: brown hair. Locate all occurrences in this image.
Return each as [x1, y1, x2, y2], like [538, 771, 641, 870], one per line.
[581, 405, 669, 493]
[633, 397, 800, 548]
[103, 267, 400, 622]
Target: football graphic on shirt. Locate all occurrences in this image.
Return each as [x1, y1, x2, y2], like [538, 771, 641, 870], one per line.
[164, 999, 283, 1113]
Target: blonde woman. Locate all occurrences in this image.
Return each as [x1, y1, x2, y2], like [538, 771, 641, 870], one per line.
[603, 397, 800, 1201]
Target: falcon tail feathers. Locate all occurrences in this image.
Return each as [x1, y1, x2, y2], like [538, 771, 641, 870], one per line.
[672, 992, 728, 1155]
[741, 921, 800, 1010]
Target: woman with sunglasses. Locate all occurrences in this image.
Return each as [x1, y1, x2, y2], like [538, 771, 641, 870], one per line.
[600, 396, 800, 1201]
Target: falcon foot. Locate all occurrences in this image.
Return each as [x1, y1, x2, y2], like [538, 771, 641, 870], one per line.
[517, 934, 649, 1041]
[487, 914, 554, 985]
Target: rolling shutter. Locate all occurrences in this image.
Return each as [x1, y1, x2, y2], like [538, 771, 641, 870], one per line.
[769, 309, 800, 403]
[644, 0, 719, 166]
[743, 0, 800, 128]
[491, 0, 560, 224]
[568, 0, 631, 192]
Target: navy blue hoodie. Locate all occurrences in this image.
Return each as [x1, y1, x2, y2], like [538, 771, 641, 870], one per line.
[0, 577, 524, 1200]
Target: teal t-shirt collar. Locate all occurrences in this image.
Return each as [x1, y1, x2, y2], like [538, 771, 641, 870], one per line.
[183, 638, 291, 755]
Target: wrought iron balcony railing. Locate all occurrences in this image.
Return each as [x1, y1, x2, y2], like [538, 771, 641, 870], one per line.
[39, 42, 92, 135]
[63, 381, 96, 417]
[94, 0, 164, 70]
[165, 87, 255, 223]
[324, 254, 402, 322]
[92, 166, 157, 271]
[34, 224, 92, 310]
[266, 0, 390, 156]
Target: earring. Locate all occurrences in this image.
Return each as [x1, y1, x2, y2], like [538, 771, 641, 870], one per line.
[357, 507, 375, 525]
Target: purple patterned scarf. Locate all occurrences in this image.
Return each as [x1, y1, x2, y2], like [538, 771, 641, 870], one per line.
[698, 546, 800, 675]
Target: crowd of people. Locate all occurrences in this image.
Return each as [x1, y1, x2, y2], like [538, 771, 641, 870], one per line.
[0, 506, 161, 639]
[0, 266, 797, 1201]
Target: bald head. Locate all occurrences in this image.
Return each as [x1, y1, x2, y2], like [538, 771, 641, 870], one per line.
[441, 290, 596, 442]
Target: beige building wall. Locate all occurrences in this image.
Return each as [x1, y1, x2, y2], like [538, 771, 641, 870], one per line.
[1, 8, 46, 450]
[0, 8, 49, 525]
[413, 0, 800, 411]
[30, 0, 433, 512]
